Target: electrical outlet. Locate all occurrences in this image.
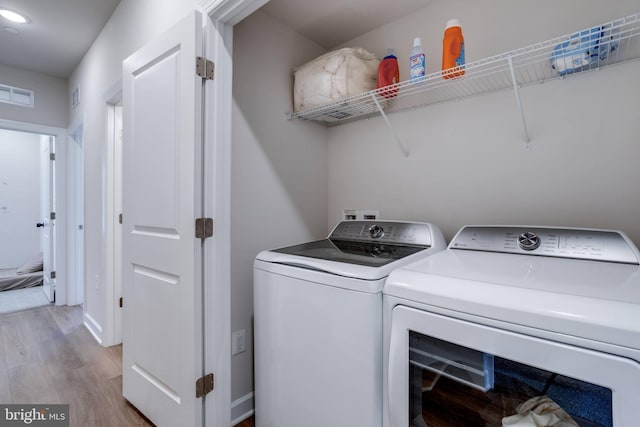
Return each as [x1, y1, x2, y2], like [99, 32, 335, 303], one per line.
[358, 210, 379, 221]
[232, 329, 246, 355]
[343, 209, 358, 221]
[343, 209, 380, 221]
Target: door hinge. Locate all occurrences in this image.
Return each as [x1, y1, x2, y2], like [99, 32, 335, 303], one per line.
[119, 213, 123, 224]
[50, 153, 56, 161]
[196, 56, 215, 80]
[50, 271, 56, 279]
[195, 218, 214, 239]
[50, 212, 56, 220]
[119, 297, 123, 308]
[196, 373, 214, 398]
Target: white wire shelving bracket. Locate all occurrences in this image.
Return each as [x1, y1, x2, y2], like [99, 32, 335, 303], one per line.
[287, 12, 640, 155]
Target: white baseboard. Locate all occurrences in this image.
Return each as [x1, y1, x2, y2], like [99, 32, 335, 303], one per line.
[231, 391, 254, 426]
[83, 311, 103, 345]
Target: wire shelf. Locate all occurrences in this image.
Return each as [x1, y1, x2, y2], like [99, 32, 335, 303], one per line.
[288, 12, 640, 126]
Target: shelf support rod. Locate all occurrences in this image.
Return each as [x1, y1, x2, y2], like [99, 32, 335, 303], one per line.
[507, 56, 530, 147]
[370, 93, 410, 157]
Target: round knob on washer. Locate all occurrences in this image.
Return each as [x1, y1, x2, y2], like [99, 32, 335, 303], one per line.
[369, 224, 384, 239]
[371, 245, 392, 257]
[518, 231, 541, 251]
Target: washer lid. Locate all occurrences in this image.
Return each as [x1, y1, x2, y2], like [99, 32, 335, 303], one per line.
[255, 220, 447, 280]
[267, 220, 444, 269]
[270, 238, 427, 268]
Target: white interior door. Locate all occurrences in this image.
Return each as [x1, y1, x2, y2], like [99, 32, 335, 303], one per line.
[122, 11, 204, 427]
[40, 136, 55, 302]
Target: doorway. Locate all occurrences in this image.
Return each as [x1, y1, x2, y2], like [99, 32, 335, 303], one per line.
[0, 126, 62, 313]
[0, 119, 69, 307]
[104, 94, 123, 347]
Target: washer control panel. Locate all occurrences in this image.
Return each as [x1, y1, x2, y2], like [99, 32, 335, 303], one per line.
[330, 221, 434, 247]
[450, 226, 639, 264]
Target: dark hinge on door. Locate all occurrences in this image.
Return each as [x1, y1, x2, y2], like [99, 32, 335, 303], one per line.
[119, 213, 123, 224]
[196, 56, 215, 80]
[50, 153, 56, 161]
[50, 212, 56, 220]
[50, 271, 56, 279]
[119, 297, 123, 308]
[195, 218, 214, 239]
[196, 373, 214, 398]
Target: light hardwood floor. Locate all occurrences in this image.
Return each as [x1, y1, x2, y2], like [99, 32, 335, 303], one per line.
[0, 304, 254, 427]
[0, 304, 151, 426]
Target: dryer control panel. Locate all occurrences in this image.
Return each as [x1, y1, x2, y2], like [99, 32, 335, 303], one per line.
[450, 226, 640, 264]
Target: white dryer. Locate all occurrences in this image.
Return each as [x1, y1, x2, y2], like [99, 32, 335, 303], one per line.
[383, 226, 640, 427]
[254, 220, 446, 427]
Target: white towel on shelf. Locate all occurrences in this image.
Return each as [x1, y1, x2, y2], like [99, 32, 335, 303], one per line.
[502, 396, 579, 427]
[292, 47, 379, 112]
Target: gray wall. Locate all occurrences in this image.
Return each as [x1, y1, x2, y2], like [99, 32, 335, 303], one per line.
[0, 63, 68, 128]
[327, 0, 640, 244]
[231, 9, 329, 403]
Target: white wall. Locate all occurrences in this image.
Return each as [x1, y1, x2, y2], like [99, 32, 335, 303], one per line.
[0, 64, 68, 128]
[68, 0, 200, 342]
[0, 129, 42, 268]
[231, 9, 329, 403]
[327, 0, 640, 245]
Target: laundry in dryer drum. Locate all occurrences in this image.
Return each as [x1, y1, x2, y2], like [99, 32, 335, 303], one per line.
[551, 25, 619, 75]
[502, 396, 578, 426]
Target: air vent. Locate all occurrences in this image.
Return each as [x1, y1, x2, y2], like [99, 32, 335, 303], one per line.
[0, 83, 34, 108]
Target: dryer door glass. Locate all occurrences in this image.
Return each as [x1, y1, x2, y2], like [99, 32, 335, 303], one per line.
[408, 331, 612, 427]
[388, 306, 640, 427]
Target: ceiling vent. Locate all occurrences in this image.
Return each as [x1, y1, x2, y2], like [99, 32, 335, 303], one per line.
[0, 83, 34, 108]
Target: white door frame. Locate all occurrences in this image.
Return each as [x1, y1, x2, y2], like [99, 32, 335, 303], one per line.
[68, 115, 85, 306]
[103, 82, 123, 347]
[39, 134, 55, 302]
[0, 118, 68, 305]
[199, 1, 269, 426]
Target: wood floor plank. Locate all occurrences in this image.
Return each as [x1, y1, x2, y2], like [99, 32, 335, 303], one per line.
[40, 334, 85, 373]
[0, 323, 11, 403]
[1, 309, 45, 370]
[47, 304, 83, 335]
[8, 360, 63, 404]
[25, 304, 63, 342]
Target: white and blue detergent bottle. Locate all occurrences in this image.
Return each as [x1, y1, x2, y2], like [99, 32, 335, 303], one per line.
[409, 37, 426, 81]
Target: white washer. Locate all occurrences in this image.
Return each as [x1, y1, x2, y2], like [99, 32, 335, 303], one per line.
[384, 226, 640, 427]
[254, 220, 446, 427]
